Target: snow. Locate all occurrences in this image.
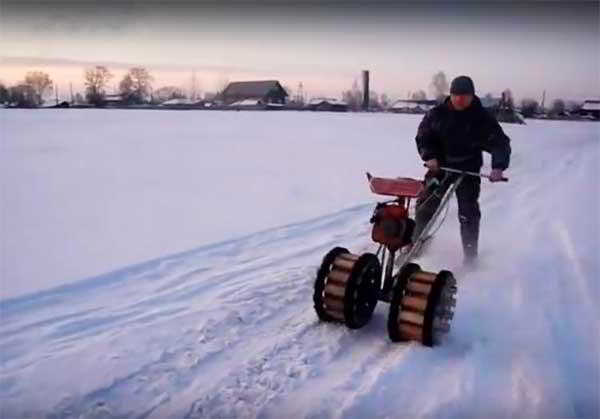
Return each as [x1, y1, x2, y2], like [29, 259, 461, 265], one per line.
[390, 100, 433, 111]
[582, 101, 600, 111]
[230, 99, 262, 106]
[160, 98, 195, 106]
[1, 109, 599, 418]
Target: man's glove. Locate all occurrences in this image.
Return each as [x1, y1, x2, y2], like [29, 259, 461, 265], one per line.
[489, 169, 505, 182]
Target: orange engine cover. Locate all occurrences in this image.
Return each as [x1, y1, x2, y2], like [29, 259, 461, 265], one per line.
[371, 204, 414, 251]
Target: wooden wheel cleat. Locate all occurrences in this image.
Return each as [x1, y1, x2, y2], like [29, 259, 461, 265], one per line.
[313, 247, 382, 329]
[387, 263, 458, 346]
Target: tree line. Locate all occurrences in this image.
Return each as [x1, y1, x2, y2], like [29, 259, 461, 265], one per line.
[0, 66, 196, 107]
[340, 71, 450, 112]
[0, 67, 585, 116]
[339, 70, 582, 116]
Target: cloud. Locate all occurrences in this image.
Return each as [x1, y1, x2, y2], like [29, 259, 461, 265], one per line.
[0, 56, 255, 74]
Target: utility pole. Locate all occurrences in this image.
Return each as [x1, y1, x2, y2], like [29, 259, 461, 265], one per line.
[70, 82, 74, 104]
[55, 84, 59, 105]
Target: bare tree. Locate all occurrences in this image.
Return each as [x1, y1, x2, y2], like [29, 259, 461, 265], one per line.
[551, 99, 566, 115]
[215, 77, 230, 101]
[8, 84, 37, 107]
[119, 74, 134, 103]
[189, 71, 200, 101]
[119, 67, 153, 104]
[0, 83, 8, 104]
[500, 89, 514, 110]
[84, 66, 113, 106]
[341, 79, 362, 111]
[74, 92, 85, 105]
[204, 92, 217, 102]
[342, 90, 361, 111]
[429, 71, 449, 102]
[565, 100, 582, 114]
[24, 71, 53, 106]
[379, 93, 390, 109]
[369, 91, 381, 110]
[520, 98, 539, 118]
[154, 86, 186, 102]
[411, 90, 427, 101]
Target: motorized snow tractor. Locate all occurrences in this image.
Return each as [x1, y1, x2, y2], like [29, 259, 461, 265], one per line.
[313, 168, 468, 346]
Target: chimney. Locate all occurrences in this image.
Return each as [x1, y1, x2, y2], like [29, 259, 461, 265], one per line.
[362, 70, 369, 111]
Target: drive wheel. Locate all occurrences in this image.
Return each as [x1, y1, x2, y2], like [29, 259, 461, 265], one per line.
[388, 266, 457, 346]
[314, 249, 381, 329]
[313, 247, 349, 322]
[343, 253, 382, 329]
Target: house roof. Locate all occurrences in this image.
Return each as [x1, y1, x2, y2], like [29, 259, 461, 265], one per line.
[481, 97, 501, 108]
[582, 100, 600, 111]
[161, 98, 193, 106]
[308, 97, 347, 106]
[390, 99, 433, 110]
[222, 80, 287, 98]
[230, 99, 262, 106]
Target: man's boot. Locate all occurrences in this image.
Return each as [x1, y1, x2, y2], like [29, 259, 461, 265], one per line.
[460, 216, 479, 265]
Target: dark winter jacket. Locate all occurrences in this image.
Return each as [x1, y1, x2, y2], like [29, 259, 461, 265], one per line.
[415, 96, 511, 171]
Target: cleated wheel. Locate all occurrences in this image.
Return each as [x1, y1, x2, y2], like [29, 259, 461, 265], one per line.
[314, 247, 350, 322]
[387, 264, 457, 346]
[313, 248, 382, 329]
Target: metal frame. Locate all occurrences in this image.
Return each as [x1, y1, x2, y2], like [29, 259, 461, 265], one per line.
[376, 174, 465, 301]
[396, 174, 464, 267]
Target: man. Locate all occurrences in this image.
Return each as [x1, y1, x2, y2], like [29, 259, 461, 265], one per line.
[413, 75, 511, 264]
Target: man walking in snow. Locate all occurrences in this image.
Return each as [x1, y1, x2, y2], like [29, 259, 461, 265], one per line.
[413, 75, 511, 264]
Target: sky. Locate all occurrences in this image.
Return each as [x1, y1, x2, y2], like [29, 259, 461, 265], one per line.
[1, 0, 598, 103]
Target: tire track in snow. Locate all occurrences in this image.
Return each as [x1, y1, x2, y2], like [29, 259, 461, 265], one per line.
[180, 310, 397, 419]
[5, 204, 375, 418]
[47, 265, 318, 419]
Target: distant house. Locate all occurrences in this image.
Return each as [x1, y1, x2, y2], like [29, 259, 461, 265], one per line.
[306, 98, 348, 112]
[389, 99, 435, 114]
[228, 98, 264, 110]
[160, 98, 192, 106]
[160, 98, 206, 108]
[481, 95, 525, 124]
[104, 94, 124, 106]
[580, 99, 600, 119]
[480, 96, 501, 110]
[221, 80, 288, 106]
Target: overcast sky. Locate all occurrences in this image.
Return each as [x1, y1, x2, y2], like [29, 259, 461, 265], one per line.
[1, 1, 598, 102]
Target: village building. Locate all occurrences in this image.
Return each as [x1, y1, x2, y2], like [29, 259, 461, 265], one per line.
[159, 98, 207, 109]
[306, 98, 348, 112]
[389, 99, 436, 114]
[104, 94, 124, 106]
[481, 94, 525, 124]
[221, 80, 288, 106]
[580, 99, 600, 119]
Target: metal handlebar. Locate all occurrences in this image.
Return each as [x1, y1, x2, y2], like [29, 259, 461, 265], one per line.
[423, 164, 509, 182]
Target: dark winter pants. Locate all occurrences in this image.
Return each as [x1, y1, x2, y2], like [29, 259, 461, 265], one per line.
[412, 172, 481, 259]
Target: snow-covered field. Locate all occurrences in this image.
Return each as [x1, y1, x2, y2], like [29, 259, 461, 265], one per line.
[1, 109, 598, 418]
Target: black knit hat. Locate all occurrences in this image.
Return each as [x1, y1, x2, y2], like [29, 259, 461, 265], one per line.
[450, 75, 475, 95]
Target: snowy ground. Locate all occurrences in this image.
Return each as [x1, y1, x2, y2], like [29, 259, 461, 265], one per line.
[1, 109, 599, 418]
